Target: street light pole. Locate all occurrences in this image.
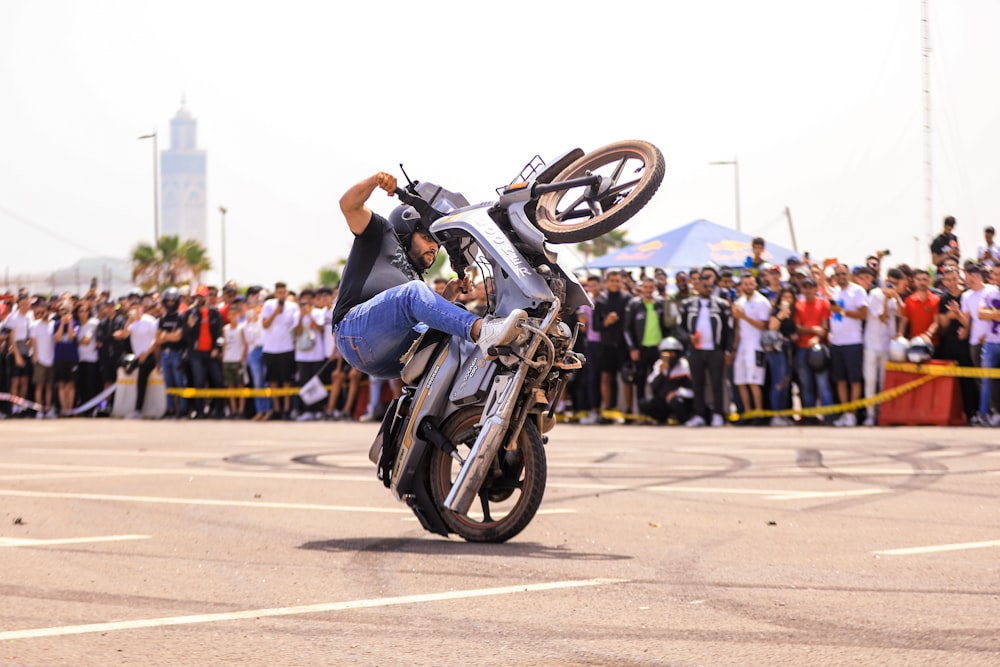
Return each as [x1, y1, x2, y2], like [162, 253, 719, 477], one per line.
[219, 206, 227, 284]
[709, 157, 741, 232]
[138, 131, 159, 243]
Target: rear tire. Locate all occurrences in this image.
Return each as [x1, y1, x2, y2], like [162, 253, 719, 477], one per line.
[534, 139, 664, 243]
[428, 407, 546, 543]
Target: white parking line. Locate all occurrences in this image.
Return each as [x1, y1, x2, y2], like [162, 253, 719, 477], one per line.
[0, 577, 625, 641]
[0, 534, 151, 548]
[0, 489, 410, 513]
[0, 463, 372, 483]
[873, 539, 1000, 556]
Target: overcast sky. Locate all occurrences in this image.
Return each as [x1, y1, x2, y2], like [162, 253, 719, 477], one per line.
[2, 0, 998, 290]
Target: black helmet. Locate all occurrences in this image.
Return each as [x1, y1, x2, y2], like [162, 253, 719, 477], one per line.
[388, 205, 423, 249]
[806, 342, 830, 372]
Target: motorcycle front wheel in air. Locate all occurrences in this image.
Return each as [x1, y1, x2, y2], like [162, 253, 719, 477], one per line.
[428, 407, 547, 543]
[534, 139, 664, 243]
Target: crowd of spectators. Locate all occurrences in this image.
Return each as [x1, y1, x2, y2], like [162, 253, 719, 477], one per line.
[561, 218, 1000, 427]
[3, 216, 999, 426]
[0, 281, 398, 421]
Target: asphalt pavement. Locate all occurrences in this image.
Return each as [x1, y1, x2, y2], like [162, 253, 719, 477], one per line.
[0, 419, 998, 666]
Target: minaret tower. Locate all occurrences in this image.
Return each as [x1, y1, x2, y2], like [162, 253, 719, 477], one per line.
[160, 99, 207, 246]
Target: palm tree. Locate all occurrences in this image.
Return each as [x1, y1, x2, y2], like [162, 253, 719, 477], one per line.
[179, 239, 212, 285]
[130, 235, 212, 290]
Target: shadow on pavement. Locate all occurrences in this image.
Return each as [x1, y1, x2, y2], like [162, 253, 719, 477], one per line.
[299, 536, 631, 561]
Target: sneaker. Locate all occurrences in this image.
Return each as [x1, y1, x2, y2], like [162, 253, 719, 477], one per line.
[578, 410, 600, 425]
[770, 416, 791, 427]
[359, 411, 378, 423]
[710, 413, 725, 427]
[831, 413, 847, 427]
[477, 309, 527, 357]
[685, 415, 706, 428]
[841, 412, 857, 427]
[989, 413, 1000, 427]
[295, 412, 315, 422]
[126, 411, 142, 420]
[862, 415, 876, 427]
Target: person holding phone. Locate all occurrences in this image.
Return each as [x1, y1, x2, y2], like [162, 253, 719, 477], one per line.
[260, 281, 300, 420]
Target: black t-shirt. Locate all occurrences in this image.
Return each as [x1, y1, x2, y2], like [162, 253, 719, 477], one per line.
[593, 290, 630, 346]
[331, 212, 422, 327]
[158, 310, 186, 352]
[931, 232, 958, 258]
[937, 289, 965, 347]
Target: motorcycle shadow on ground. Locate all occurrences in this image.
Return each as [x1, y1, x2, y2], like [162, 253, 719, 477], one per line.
[299, 537, 631, 561]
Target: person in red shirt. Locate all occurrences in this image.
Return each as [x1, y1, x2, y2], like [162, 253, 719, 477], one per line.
[898, 269, 940, 343]
[794, 277, 834, 411]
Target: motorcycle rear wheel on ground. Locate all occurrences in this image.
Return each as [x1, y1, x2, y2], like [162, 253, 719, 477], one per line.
[534, 139, 665, 243]
[427, 407, 547, 543]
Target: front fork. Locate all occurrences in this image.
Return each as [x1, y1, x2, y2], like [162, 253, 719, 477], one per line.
[442, 300, 560, 515]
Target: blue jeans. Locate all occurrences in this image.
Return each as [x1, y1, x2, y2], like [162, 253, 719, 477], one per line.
[189, 350, 223, 414]
[159, 349, 187, 414]
[978, 342, 1000, 416]
[795, 347, 834, 408]
[767, 349, 790, 411]
[247, 346, 269, 414]
[334, 281, 480, 379]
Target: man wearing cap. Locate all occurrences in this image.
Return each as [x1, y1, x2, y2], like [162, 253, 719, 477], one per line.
[758, 264, 783, 303]
[977, 226, 1000, 267]
[931, 216, 961, 267]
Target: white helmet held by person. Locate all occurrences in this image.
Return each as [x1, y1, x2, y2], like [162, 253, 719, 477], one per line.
[907, 336, 934, 363]
[888, 336, 910, 362]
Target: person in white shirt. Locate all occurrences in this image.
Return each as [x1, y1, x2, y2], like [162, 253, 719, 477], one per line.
[828, 264, 869, 426]
[959, 265, 997, 369]
[862, 267, 903, 425]
[260, 281, 300, 419]
[221, 302, 248, 418]
[976, 226, 1000, 267]
[293, 288, 327, 420]
[121, 303, 159, 419]
[76, 302, 102, 411]
[28, 301, 55, 417]
[731, 273, 771, 420]
[2, 294, 34, 415]
[959, 265, 1000, 423]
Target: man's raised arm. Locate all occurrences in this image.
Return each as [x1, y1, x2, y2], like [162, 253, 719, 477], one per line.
[339, 172, 397, 235]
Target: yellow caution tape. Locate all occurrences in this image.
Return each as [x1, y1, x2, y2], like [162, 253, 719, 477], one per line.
[739, 374, 935, 420]
[884, 361, 1000, 378]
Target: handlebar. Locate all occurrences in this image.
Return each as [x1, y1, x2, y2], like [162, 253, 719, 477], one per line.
[531, 173, 602, 197]
[394, 186, 444, 224]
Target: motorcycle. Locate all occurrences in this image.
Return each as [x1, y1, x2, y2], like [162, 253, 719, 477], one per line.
[368, 140, 664, 542]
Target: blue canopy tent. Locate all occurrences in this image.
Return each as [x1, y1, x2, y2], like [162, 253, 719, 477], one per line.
[581, 219, 797, 271]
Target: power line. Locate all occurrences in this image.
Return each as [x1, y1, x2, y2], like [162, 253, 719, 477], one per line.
[0, 203, 106, 257]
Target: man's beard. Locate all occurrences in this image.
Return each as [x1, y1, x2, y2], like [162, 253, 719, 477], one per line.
[408, 247, 436, 272]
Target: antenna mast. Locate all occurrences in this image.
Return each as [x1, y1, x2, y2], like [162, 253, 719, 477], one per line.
[921, 0, 932, 266]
